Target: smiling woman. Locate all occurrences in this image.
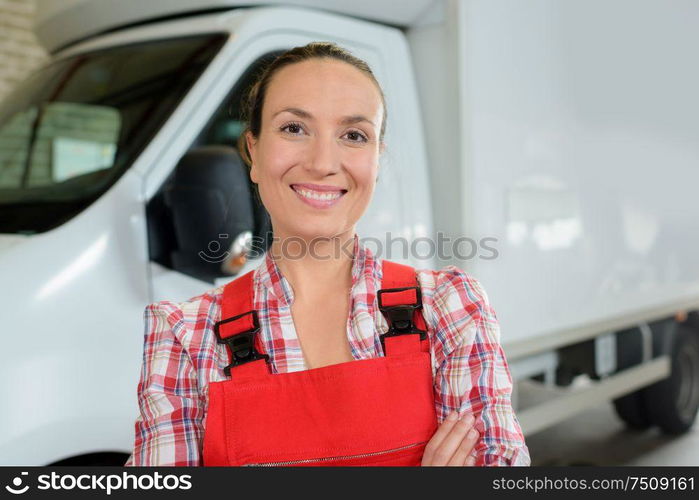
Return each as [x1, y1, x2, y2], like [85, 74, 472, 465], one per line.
[125, 42, 530, 467]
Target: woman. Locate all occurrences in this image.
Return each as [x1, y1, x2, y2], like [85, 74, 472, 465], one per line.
[125, 42, 530, 467]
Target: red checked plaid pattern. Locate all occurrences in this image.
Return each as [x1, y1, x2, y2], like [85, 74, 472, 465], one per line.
[124, 234, 531, 466]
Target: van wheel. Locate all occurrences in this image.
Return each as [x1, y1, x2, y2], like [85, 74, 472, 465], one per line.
[613, 391, 652, 430]
[612, 326, 653, 430]
[645, 324, 699, 435]
[49, 452, 130, 466]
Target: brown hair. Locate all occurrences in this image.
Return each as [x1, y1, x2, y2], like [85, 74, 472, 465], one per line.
[236, 41, 387, 171]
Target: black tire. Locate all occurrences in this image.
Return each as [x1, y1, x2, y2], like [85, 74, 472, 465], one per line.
[613, 391, 652, 430]
[612, 326, 653, 430]
[644, 324, 699, 435]
[49, 452, 130, 466]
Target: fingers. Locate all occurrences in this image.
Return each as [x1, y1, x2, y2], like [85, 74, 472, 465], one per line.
[422, 411, 461, 465]
[447, 427, 480, 466]
[423, 412, 476, 466]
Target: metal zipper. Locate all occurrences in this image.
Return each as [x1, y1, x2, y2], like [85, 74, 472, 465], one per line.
[242, 440, 427, 467]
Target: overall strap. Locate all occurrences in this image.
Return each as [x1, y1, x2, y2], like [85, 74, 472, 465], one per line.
[215, 270, 270, 378]
[378, 260, 429, 357]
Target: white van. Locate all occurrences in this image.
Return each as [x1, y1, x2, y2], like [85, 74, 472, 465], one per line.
[1, 0, 697, 465]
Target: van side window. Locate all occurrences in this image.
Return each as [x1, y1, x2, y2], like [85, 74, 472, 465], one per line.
[147, 53, 280, 282]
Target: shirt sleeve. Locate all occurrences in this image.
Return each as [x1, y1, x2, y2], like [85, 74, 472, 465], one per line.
[428, 266, 531, 467]
[124, 301, 205, 466]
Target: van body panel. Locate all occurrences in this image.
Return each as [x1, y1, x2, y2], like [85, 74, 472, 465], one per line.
[408, 0, 699, 349]
[0, 168, 148, 464]
[35, 0, 436, 53]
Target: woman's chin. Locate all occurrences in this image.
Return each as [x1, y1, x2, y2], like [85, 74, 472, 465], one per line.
[276, 221, 350, 242]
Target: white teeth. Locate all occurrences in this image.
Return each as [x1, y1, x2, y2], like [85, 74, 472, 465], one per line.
[293, 186, 343, 201]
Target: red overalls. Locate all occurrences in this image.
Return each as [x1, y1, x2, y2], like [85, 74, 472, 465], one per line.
[202, 260, 438, 466]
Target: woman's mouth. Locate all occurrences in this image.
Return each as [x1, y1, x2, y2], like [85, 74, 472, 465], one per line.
[290, 184, 347, 209]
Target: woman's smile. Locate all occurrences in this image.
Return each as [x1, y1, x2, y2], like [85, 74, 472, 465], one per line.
[290, 183, 348, 209]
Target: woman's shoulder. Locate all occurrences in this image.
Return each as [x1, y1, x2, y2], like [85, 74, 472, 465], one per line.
[138, 284, 229, 399]
[415, 264, 493, 309]
[142, 284, 226, 345]
[414, 264, 500, 353]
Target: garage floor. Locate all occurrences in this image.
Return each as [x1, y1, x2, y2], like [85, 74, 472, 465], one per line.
[523, 401, 699, 466]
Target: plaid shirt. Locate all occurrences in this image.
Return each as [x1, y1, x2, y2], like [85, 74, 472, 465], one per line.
[124, 234, 530, 466]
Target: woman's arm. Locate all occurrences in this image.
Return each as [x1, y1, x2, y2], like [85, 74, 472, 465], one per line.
[427, 266, 531, 467]
[124, 302, 205, 466]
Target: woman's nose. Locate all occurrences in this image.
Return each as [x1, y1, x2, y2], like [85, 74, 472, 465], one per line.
[305, 135, 341, 176]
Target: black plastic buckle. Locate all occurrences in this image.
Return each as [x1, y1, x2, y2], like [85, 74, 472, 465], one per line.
[214, 310, 269, 376]
[377, 286, 427, 351]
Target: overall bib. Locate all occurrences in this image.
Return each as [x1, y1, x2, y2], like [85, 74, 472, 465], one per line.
[202, 260, 438, 466]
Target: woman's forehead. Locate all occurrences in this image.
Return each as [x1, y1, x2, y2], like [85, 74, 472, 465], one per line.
[264, 59, 383, 120]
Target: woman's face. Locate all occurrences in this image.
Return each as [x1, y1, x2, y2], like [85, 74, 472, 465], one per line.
[246, 58, 384, 243]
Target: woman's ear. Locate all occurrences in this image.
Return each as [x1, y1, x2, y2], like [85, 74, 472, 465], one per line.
[246, 131, 259, 183]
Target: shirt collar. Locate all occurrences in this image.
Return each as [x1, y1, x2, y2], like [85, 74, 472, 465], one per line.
[256, 233, 370, 307]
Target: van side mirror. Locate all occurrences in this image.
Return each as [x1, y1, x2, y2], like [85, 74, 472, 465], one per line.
[147, 145, 270, 283]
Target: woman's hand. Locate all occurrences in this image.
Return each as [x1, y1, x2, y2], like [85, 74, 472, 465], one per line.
[421, 411, 480, 466]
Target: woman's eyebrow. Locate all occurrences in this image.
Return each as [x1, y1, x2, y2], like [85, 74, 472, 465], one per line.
[273, 107, 312, 120]
[272, 107, 375, 127]
[340, 115, 376, 127]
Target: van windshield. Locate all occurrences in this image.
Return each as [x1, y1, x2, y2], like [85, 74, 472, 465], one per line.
[0, 33, 227, 234]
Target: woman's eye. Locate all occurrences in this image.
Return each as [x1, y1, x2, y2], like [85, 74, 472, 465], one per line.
[344, 130, 368, 143]
[280, 122, 305, 135]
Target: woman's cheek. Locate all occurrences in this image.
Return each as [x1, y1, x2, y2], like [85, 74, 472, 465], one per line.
[347, 157, 379, 187]
[260, 136, 304, 170]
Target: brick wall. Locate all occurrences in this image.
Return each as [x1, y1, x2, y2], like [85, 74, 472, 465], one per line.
[0, 0, 47, 102]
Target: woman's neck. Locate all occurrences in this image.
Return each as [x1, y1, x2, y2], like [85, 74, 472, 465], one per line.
[269, 229, 356, 300]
